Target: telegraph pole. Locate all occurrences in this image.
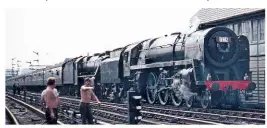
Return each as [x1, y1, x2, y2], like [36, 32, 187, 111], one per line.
[33, 51, 39, 66]
[26, 61, 32, 65]
[33, 59, 39, 66]
[26, 61, 35, 70]
[11, 58, 16, 76]
[33, 51, 39, 56]
[17, 60, 21, 75]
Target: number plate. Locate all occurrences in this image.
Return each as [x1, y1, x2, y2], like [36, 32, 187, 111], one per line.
[216, 37, 231, 43]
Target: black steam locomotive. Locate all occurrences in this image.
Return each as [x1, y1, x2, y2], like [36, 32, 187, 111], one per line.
[6, 26, 256, 109]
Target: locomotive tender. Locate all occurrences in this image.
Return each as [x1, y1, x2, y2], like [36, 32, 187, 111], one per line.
[6, 26, 256, 109]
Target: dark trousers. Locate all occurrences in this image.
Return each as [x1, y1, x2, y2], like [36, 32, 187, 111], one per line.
[45, 108, 58, 124]
[79, 102, 94, 124]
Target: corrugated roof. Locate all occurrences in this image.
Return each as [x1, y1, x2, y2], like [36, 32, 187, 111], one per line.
[191, 8, 265, 24]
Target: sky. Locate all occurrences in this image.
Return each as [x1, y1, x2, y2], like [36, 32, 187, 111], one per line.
[5, 8, 200, 73]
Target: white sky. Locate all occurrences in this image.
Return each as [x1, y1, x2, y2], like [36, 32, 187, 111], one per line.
[6, 8, 200, 70]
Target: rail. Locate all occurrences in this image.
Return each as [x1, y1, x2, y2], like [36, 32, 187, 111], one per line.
[6, 95, 64, 125]
[5, 106, 19, 125]
[6, 92, 111, 125]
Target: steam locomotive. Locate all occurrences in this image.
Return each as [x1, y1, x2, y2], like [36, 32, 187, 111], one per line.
[6, 25, 256, 109]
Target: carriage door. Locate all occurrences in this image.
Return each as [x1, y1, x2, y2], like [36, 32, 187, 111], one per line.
[123, 52, 130, 77]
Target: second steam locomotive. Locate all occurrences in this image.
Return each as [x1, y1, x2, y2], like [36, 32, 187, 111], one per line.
[6, 26, 256, 109]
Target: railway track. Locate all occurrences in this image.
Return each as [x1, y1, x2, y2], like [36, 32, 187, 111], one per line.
[6, 95, 64, 125]
[14, 92, 159, 124]
[11, 91, 265, 124]
[144, 103, 265, 119]
[100, 102, 265, 124]
[59, 97, 221, 124]
[6, 93, 112, 125]
[59, 96, 265, 125]
[28, 92, 265, 115]
[6, 106, 19, 125]
[16, 92, 206, 124]
[60, 100, 161, 124]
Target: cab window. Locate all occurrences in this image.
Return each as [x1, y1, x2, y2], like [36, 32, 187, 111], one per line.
[124, 52, 129, 63]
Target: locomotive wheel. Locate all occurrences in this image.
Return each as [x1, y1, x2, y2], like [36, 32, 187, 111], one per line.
[146, 72, 158, 104]
[185, 96, 194, 108]
[171, 91, 183, 107]
[201, 89, 211, 109]
[157, 73, 169, 106]
[158, 89, 169, 105]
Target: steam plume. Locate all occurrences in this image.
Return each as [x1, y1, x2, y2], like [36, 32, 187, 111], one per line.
[172, 68, 196, 101]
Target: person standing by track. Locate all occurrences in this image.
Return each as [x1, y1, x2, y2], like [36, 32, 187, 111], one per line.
[80, 77, 101, 124]
[43, 77, 60, 124]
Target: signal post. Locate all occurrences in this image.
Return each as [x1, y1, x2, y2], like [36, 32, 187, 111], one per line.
[127, 90, 142, 124]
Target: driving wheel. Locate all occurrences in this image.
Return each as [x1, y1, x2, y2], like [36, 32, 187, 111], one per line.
[201, 89, 211, 109]
[171, 90, 183, 107]
[146, 72, 158, 104]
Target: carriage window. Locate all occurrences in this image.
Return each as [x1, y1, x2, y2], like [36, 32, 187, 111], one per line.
[124, 52, 129, 63]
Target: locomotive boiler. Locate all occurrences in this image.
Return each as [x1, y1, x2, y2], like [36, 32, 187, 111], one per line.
[144, 33, 185, 63]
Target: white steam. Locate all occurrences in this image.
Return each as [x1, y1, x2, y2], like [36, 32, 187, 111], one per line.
[172, 68, 197, 101]
[187, 16, 201, 36]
